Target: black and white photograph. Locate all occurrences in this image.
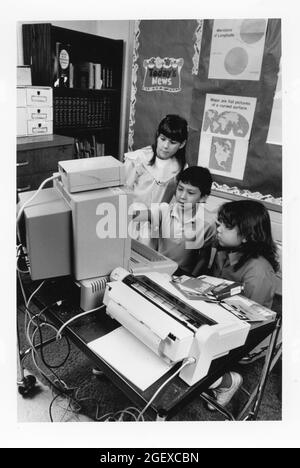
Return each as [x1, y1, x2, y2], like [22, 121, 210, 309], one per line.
[1, 0, 300, 450]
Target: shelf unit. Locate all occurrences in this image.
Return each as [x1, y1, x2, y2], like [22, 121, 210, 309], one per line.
[22, 23, 123, 158]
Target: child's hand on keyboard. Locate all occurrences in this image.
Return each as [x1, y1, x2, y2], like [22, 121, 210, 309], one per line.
[131, 203, 150, 222]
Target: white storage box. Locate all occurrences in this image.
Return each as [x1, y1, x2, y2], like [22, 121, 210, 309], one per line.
[17, 107, 28, 136]
[17, 86, 53, 107]
[17, 86, 53, 137]
[17, 66, 32, 86]
[24, 106, 53, 121]
[27, 120, 53, 136]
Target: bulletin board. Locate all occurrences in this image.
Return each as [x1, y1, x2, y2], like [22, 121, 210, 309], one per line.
[187, 19, 282, 205]
[128, 19, 282, 206]
[128, 19, 203, 151]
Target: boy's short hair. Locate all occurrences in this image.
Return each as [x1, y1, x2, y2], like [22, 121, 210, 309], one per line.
[177, 166, 213, 197]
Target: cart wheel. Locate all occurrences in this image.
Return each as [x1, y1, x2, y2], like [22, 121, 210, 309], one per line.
[18, 375, 37, 396]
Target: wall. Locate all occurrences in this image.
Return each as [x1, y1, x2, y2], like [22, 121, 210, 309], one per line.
[16, 20, 135, 156]
[188, 19, 282, 202]
[95, 21, 135, 155]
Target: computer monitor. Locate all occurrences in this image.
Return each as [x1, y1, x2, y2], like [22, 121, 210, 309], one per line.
[54, 178, 133, 280]
[18, 158, 133, 282]
[18, 187, 72, 280]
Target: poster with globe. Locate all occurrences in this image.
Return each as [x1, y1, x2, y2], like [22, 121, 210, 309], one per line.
[198, 93, 257, 179]
[208, 19, 267, 81]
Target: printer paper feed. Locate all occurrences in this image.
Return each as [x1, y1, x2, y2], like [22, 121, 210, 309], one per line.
[106, 301, 162, 356]
[87, 326, 173, 391]
[109, 281, 192, 339]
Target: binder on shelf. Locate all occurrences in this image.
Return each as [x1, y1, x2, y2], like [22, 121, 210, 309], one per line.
[101, 66, 106, 89]
[91, 135, 96, 157]
[69, 64, 74, 88]
[53, 87, 114, 130]
[76, 62, 89, 89]
[89, 63, 95, 89]
[96, 142, 105, 156]
[71, 61, 104, 90]
[95, 63, 103, 90]
[74, 137, 100, 158]
[108, 67, 113, 88]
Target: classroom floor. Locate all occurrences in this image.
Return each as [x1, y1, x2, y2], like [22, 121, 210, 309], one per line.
[17, 293, 282, 423]
[17, 371, 93, 423]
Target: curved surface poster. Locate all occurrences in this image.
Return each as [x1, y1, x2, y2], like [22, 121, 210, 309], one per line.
[198, 93, 257, 180]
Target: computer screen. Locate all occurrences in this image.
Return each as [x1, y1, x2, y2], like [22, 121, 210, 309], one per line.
[18, 177, 133, 281]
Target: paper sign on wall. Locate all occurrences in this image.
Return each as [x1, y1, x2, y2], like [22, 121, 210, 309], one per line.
[209, 19, 267, 81]
[142, 57, 184, 93]
[198, 93, 257, 180]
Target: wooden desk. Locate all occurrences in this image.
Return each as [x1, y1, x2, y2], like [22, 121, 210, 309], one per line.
[17, 134, 75, 194]
[19, 275, 277, 421]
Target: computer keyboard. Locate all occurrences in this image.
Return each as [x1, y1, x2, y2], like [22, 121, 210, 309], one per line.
[131, 239, 164, 262]
[129, 239, 178, 275]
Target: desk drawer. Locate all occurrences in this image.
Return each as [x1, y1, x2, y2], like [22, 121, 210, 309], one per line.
[17, 144, 74, 176]
[17, 171, 56, 193]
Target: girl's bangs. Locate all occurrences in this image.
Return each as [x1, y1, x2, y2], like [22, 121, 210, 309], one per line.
[218, 205, 238, 229]
[159, 123, 185, 143]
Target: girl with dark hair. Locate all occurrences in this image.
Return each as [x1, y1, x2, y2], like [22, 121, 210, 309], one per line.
[201, 200, 279, 409]
[210, 200, 279, 308]
[124, 114, 188, 207]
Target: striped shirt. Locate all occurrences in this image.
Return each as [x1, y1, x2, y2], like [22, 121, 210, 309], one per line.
[148, 202, 216, 274]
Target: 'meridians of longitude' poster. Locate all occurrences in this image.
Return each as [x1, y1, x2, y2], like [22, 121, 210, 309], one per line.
[208, 19, 267, 81]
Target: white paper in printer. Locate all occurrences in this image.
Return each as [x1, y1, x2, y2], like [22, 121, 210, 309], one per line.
[88, 326, 173, 391]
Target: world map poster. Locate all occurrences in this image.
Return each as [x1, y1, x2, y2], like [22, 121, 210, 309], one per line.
[208, 19, 267, 81]
[197, 93, 257, 180]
